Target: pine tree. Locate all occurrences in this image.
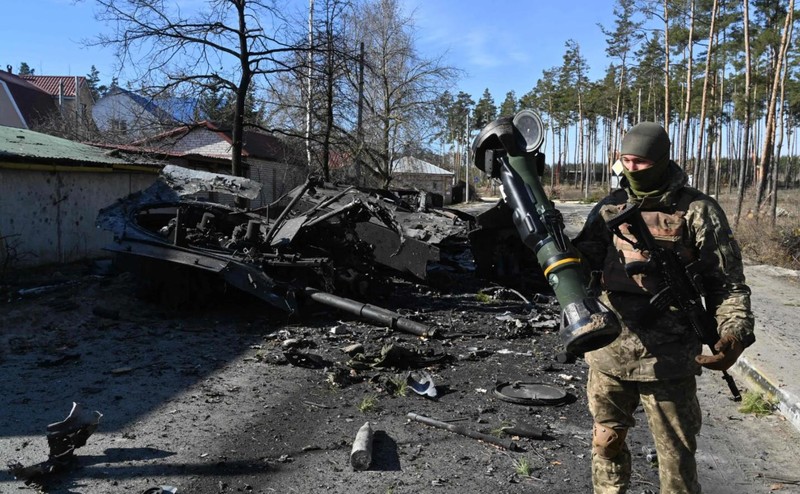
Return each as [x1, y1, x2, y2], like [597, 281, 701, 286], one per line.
[18, 62, 34, 76]
[499, 91, 518, 116]
[86, 65, 108, 100]
[472, 88, 497, 130]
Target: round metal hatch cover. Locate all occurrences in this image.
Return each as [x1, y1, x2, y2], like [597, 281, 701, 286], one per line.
[494, 381, 568, 406]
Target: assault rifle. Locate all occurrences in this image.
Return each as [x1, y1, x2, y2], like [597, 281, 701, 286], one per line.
[605, 204, 742, 401]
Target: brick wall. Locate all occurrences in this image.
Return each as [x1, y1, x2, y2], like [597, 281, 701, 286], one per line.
[172, 129, 232, 157]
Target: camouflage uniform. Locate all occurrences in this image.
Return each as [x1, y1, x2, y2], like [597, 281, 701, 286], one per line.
[573, 162, 755, 494]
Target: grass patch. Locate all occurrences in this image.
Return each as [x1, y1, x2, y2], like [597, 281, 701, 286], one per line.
[490, 421, 513, 437]
[387, 375, 409, 397]
[513, 457, 533, 477]
[357, 394, 379, 413]
[738, 391, 775, 416]
[475, 292, 493, 303]
[716, 191, 800, 270]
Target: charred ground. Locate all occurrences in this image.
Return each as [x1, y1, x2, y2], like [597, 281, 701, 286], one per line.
[0, 260, 651, 494]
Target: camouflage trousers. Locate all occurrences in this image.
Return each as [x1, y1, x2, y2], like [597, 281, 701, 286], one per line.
[587, 368, 702, 494]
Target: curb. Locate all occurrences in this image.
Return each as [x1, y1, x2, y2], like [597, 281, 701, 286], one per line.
[733, 357, 800, 433]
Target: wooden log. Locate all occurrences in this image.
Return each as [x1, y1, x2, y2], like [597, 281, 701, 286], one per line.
[349, 422, 373, 470]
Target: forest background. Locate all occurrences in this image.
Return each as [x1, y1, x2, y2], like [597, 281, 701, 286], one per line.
[7, 0, 800, 269]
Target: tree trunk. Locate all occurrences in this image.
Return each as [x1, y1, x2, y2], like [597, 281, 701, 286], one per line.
[770, 4, 794, 225]
[714, 68, 724, 198]
[679, 0, 695, 170]
[734, 0, 752, 230]
[306, 0, 314, 174]
[578, 93, 587, 197]
[663, 0, 671, 129]
[322, 11, 335, 183]
[754, 0, 793, 218]
[613, 64, 626, 163]
[694, 0, 718, 192]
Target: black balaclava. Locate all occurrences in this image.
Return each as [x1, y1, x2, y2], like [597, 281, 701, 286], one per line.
[620, 122, 671, 197]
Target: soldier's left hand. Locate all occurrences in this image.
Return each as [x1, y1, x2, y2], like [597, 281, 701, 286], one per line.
[695, 334, 744, 371]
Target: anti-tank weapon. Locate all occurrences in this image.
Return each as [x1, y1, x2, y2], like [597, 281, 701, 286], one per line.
[472, 110, 620, 355]
[604, 203, 742, 400]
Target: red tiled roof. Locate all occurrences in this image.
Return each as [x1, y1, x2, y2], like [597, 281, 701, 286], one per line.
[21, 75, 87, 97]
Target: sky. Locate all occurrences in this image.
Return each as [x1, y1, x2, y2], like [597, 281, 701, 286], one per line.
[1, 0, 625, 106]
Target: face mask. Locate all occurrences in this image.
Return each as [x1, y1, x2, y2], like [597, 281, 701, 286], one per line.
[623, 158, 668, 197]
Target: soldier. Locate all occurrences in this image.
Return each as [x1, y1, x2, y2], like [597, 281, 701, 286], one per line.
[572, 122, 755, 494]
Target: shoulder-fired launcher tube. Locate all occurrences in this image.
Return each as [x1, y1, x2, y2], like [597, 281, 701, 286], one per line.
[472, 110, 620, 355]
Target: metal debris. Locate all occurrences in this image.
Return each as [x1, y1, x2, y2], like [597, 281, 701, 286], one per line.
[8, 402, 102, 484]
[499, 423, 549, 440]
[407, 412, 518, 451]
[142, 486, 178, 494]
[493, 382, 568, 406]
[350, 422, 374, 470]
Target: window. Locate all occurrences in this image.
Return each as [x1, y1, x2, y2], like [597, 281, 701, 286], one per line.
[432, 181, 438, 190]
[110, 118, 128, 133]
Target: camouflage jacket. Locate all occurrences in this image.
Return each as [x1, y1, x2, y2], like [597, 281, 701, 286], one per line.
[573, 162, 755, 381]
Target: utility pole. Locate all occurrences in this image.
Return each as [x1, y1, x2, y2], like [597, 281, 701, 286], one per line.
[305, 0, 314, 171]
[465, 113, 470, 203]
[356, 42, 364, 186]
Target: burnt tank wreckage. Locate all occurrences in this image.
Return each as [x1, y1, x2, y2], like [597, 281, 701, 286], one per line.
[96, 165, 478, 335]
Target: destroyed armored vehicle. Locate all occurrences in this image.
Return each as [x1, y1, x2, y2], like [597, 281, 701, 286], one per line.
[96, 166, 474, 332]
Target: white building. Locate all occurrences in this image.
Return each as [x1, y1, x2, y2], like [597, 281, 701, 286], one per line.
[392, 156, 454, 205]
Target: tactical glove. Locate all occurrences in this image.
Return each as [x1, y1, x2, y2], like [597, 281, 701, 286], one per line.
[695, 334, 744, 371]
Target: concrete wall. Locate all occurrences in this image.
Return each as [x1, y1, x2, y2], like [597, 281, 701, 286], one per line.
[0, 167, 157, 268]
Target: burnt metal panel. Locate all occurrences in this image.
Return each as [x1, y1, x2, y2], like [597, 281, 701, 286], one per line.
[355, 221, 438, 281]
